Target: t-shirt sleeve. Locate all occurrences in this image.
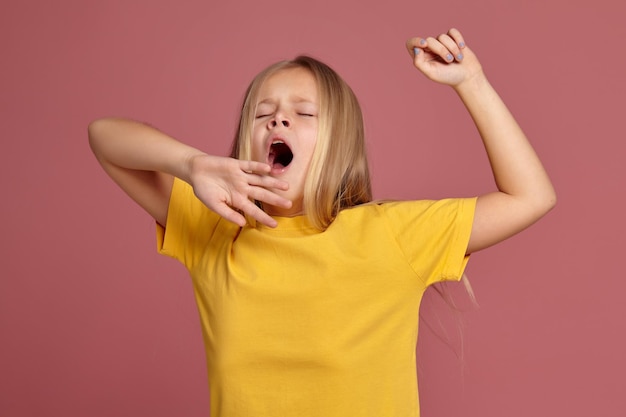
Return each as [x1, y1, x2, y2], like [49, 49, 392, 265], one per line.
[380, 198, 476, 287]
[156, 177, 221, 268]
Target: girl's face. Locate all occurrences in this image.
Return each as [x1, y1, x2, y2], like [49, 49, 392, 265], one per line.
[251, 67, 319, 217]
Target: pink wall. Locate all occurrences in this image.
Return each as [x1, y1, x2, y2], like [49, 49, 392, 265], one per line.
[1, 0, 624, 415]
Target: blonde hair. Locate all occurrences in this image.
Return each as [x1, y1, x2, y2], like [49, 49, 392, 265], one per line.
[230, 56, 372, 230]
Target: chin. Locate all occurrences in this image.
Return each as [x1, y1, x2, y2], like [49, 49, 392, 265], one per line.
[266, 198, 304, 217]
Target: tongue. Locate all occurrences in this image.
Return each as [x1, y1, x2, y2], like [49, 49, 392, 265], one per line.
[268, 151, 277, 167]
[269, 143, 293, 168]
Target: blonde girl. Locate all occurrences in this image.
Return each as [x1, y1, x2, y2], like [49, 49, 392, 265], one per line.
[89, 28, 555, 417]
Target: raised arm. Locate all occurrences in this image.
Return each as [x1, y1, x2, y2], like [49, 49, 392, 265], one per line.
[88, 118, 291, 227]
[406, 29, 556, 254]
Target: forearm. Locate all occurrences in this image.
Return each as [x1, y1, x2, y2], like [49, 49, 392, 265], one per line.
[454, 74, 556, 208]
[88, 117, 205, 183]
[88, 117, 210, 225]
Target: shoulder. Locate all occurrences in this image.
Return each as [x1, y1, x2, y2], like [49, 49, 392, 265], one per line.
[332, 199, 476, 250]
[338, 198, 476, 224]
[165, 178, 234, 241]
[159, 177, 240, 265]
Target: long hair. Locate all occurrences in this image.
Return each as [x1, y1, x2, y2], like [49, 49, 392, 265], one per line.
[230, 56, 372, 230]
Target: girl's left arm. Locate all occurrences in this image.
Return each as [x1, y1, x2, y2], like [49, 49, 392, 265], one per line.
[407, 29, 557, 254]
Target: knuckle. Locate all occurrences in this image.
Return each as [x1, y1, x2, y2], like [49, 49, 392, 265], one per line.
[230, 194, 246, 206]
[240, 160, 252, 172]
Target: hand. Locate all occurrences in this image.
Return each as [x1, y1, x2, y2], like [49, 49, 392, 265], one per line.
[188, 154, 291, 228]
[406, 28, 483, 88]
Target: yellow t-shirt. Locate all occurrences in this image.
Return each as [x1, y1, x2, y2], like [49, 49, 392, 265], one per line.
[157, 178, 476, 417]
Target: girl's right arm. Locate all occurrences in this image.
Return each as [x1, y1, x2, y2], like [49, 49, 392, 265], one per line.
[88, 118, 291, 228]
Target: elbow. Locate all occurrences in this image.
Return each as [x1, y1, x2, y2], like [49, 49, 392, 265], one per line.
[547, 191, 557, 212]
[544, 183, 557, 212]
[88, 118, 117, 161]
[515, 185, 557, 225]
[88, 118, 118, 154]
[533, 187, 557, 220]
[88, 118, 110, 141]
[88, 118, 105, 146]
[87, 120, 100, 152]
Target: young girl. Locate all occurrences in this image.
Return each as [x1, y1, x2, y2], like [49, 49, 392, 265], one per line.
[89, 28, 555, 417]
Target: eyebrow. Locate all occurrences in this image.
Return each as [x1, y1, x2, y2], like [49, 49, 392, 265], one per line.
[257, 97, 318, 105]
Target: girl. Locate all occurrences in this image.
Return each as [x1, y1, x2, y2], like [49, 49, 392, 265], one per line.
[89, 28, 555, 417]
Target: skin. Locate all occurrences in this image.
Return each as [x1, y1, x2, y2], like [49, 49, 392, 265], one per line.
[250, 67, 319, 217]
[88, 28, 556, 254]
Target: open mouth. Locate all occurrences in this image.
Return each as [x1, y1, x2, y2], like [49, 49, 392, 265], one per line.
[268, 141, 293, 169]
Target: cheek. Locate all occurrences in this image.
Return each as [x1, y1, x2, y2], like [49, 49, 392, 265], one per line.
[306, 127, 319, 156]
[250, 128, 265, 161]
[251, 147, 264, 162]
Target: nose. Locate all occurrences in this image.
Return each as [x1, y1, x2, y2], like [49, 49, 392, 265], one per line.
[269, 114, 290, 128]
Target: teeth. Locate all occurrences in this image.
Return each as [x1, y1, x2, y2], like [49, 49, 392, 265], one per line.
[272, 140, 284, 145]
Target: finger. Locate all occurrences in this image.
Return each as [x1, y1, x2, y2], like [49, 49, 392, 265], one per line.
[239, 160, 271, 175]
[425, 36, 455, 63]
[448, 28, 466, 49]
[437, 33, 463, 62]
[247, 173, 289, 191]
[248, 186, 292, 209]
[212, 203, 248, 227]
[405, 37, 427, 58]
[238, 199, 279, 228]
[218, 194, 279, 228]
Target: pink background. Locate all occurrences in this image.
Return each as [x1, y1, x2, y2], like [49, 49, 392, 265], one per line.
[1, 0, 624, 416]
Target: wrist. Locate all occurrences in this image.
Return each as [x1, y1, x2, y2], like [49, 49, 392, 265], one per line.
[453, 70, 489, 96]
[184, 152, 210, 185]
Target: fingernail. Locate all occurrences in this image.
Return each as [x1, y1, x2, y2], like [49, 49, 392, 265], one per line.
[459, 42, 466, 48]
[446, 53, 453, 61]
[456, 53, 464, 60]
[419, 39, 426, 46]
[413, 47, 420, 55]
